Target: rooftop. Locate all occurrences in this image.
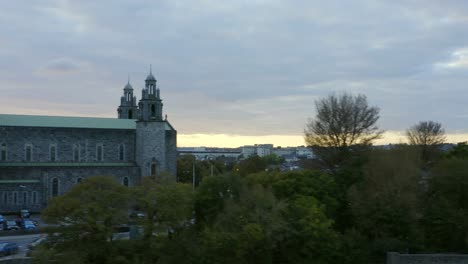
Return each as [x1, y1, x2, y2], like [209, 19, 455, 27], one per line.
[0, 114, 137, 130]
[0, 114, 176, 131]
[0, 162, 136, 167]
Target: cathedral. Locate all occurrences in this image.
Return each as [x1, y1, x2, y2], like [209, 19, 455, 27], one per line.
[0, 69, 177, 213]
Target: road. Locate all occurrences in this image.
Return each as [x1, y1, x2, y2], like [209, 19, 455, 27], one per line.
[0, 233, 43, 260]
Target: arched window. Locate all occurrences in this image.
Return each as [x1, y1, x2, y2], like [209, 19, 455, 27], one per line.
[151, 104, 156, 116]
[25, 144, 33, 161]
[13, 192, 18, 204]
[23, 192, 27, 205]
[96, 145, 103, 161]
[50, 145, 57, 161]
[73, 145, 80, 162]
[151, 163, 157, 176]
[128, 110, 133, 119]
[1, 143, 6, 161]
[52, 178, 59, 197]
[32, 191, 37, 204]
[119, 144, 125, 161]
[123, 177, 129, 187]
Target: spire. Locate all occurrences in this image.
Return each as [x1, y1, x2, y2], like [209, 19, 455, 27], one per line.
[124, 75, 133, 90]
[146, 64, 156, 81]
[118, 73, 138, 119]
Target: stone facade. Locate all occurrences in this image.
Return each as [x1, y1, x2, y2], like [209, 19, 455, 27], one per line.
[0, 127, 136, 163]
[0, 69, 177, 213]
[0, 166, 139, 212]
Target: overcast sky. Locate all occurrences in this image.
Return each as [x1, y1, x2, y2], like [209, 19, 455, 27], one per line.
[1, 0, 468, 147]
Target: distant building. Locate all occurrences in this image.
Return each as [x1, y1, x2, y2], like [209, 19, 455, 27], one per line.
[179, 147, 241, 160]
[296, 146, 314, 159]
[0, 68, 177, 212]
[282, 154, 299, 163]
[256, 144, 273, 157]
[241, 144, 273, 158]
[273, 147, 296, 157]
[241, 146, 257, 158]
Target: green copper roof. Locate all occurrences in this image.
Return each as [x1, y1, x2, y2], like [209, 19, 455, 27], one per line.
[0, 114, 137, 130]
[0, 180, 40, 184]
[0, 162, 136, 167]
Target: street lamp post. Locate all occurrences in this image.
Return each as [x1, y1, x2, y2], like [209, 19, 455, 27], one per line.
[192, 161, 196, 192]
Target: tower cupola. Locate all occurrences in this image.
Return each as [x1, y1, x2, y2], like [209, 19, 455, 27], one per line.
[124, 81, 133, 91]
[138, 66, 163, 121]
[117, 77, 138, 119]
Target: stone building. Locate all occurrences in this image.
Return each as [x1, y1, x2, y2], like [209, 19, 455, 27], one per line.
[0, 69, 177, 213]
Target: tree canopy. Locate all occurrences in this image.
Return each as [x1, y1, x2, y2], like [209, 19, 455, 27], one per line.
[406, 121, 446, 146]
[305, 93, 382, 167]
[305, 93, 381, 148]
[406, 120, 446, 162]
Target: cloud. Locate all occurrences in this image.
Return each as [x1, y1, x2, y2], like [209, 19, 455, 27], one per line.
[1, 1, 468, 146]
[434, 47, 468, 69]
[37, 57, 89, 76]
[38, 0, 92, 34]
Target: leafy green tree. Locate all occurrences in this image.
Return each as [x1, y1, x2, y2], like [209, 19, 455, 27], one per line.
[194, 173, 243, 225]
[234, 155, 267, 176]
[445, 142, 468, 159]
[276, 195, 340, 264]
[133, 175, 193, 240]
[177, 155, 197, 183]
[338, 229, 371, 264]
[262, 154, 285, 165]
[348, 146, 423, 259]
[177, 155, 226, 184]
[422, 158, 468, 252]
[198, 184, 286, 264]
[40, 176, 131, 263]
[194, 171, 341, 264]
[247, 170, 339, 219]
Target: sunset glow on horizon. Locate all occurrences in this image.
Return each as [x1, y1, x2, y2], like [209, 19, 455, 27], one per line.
[177, 132, 468, 148]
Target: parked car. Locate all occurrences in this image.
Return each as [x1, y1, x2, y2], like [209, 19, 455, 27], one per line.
[22, 220, 36, 230]
[113, 224, 130, 233]
[14, 216, 22, 226]
[0, 214, 4, 224]
[0, 242, 18, 256]
[20, 209, 30, 219]
[4, 220, 19, 231]
[129, 211, 145, 219]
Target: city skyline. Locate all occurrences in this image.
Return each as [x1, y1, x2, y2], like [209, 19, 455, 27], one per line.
[1, 1, 468, 147]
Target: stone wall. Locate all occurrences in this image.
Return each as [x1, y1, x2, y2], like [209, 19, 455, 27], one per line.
[0, 119, 177, 213]
[387, 252, 468, 264]
[0, 126, 136, 163]
[0, 258, 31, 264]
[0, 166, 139, 212]
[165, 129, 177, 177]
[135, 121, 166, 177]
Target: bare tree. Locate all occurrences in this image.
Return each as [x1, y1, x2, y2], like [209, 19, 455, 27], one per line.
[406, 121, 446, 146]
[304, 93, 382, 167]
[406, 121, 446, 162]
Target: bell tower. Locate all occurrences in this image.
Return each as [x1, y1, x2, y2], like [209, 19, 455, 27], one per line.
[117, 77, 138, 119]
[138, 65, 163, 121]
[135, 65, 176, 178]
